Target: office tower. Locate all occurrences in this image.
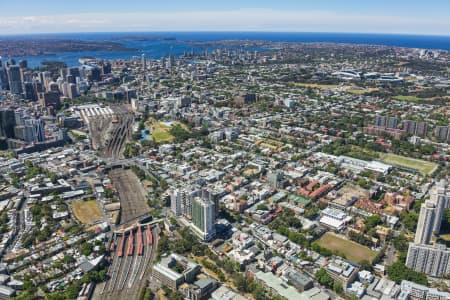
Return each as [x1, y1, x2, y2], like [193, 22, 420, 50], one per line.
[68, 67, 80, 83]
[21, 71, 33, 83]
[49, 82, 59, 93]
[0, 56, 7, 91]
[66, 75, 75, 85]
[414, 201, 436, 245]
[68, 83, 78, 99]
[192, 197, 216, 241]
[56, 77, 64, 92]
[14, 109, 24, 126]
[0, 109, 16, 138]
[374, 115, 386, 127]
[60, 67, 68, 80]
[25, 118, 45, 142]
[40, 71, 52, 89]
[7, 65, 22, 95]
[60, 82, 68, 97]
[6, 58, 16, 67]
[141, 53, 147, 70]
[23, 82, 37, 101]
[34, 81, 43, 94]
[0, 57, 2, 91]
[100, 62, 111, 75]
[167, 53, 174, 68]
[89, 67, 101, 82]
[386, 117, 398, 129]
[14, 125, 34, 143]
[38, 92, 61, 109]
[18, 60, 27, 69]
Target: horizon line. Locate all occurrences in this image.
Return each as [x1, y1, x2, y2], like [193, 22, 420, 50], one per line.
[1, 30, 450, 38]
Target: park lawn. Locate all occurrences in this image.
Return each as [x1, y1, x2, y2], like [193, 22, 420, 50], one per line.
[381, 153, 437, 175]
[317, 232, 377, 264]
[71, 200, 103, 224]
[151, 122, 174, 143]
[150, 120, 189, 143]
[293, 82, 340, 90]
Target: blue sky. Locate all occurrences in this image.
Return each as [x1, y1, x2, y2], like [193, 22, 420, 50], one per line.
[0, 0, 449, 35]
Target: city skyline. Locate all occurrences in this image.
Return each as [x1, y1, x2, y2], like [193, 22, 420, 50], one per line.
[0, 0, 449, 35]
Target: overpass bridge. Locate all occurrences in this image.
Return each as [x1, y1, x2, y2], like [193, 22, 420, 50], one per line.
[103, 158, 160, 185]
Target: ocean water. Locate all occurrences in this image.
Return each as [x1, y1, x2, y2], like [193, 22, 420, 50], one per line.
[4, 32, 450, 68]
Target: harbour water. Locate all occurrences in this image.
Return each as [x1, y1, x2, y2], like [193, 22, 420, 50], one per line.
[4, 32, 450, 68]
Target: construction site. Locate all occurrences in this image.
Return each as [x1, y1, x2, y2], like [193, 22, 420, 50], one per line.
[97, 223, 160, 300]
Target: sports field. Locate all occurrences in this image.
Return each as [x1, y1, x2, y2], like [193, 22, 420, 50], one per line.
[71, 200, 103, 224]
[316, 232, 377, 263]
[381, 153, 437, 175]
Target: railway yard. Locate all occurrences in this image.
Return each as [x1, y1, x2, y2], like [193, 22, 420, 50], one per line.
[79, 104, 155, 299]
[97, 223, 160, 300]
[81, 104, 133, 159]
[108, 168, 150, 224]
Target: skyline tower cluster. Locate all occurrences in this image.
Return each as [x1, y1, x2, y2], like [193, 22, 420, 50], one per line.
[169, 186, 218, 241]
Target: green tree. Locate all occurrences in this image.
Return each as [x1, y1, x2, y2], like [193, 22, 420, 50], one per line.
[333, 281, 343, 294]
[315, 268, 334, 288]
[387, 261, 428, 285]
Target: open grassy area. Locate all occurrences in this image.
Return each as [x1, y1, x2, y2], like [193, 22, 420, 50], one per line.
[71, 200, 103, 224]
[243, 168, 260, 176]
[152, 122, 174, 143]
[381, 153, 437, 175]
[347, 89, 369, 95]
[293, 82, 340, 90]
[349, 145, 382, 159]
[391, 95, 433, 102]
[317, 232, 377, 263]
[148, 119, 189, 143]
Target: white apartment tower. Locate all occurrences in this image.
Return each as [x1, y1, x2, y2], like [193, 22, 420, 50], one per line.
[414, 201, 436, 245]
